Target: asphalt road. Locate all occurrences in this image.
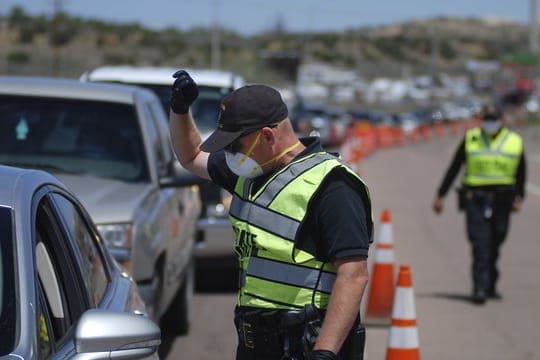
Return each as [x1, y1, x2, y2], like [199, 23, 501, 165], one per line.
[162, 125, 540, 360]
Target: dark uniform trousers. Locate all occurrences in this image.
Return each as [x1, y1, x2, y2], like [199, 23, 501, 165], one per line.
[234, 306, 365, 360]
[464, 189, 513, 294]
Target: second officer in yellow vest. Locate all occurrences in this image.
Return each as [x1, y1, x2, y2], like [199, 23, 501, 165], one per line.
[169, 70, 373, 360]
[432, 105, 526, 305]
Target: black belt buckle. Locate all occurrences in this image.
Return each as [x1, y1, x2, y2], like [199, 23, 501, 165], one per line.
[242, 322, 255, 349]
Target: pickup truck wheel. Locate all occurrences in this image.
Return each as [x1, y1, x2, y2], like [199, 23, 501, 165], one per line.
[161, 259, 194, 335]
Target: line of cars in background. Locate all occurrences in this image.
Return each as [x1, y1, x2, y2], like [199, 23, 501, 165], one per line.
[290, 95, 485, 149]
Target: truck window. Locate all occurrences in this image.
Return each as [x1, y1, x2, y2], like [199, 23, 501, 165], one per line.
[122, 83, 230, 133]
[0, 95, 149, 183]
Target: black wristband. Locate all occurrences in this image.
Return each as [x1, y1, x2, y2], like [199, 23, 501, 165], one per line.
[310, 349, 337, 360]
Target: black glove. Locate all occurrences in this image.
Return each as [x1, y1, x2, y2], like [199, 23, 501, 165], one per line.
[309, 350, 337, 360]
[170, 70, 199, 114]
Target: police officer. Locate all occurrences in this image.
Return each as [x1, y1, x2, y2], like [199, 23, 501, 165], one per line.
[432, 105, 526, 305]
[169, 70, 373, 359]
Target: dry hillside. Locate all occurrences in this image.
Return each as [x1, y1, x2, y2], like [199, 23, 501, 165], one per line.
[0, 7, 533, 84]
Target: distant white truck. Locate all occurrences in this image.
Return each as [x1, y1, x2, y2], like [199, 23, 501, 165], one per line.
[81, 66, 244, 263]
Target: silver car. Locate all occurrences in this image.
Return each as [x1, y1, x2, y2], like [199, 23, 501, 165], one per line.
[0, 165, 160, 359]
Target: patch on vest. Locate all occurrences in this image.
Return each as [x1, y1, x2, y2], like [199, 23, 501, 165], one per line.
[232, 226, 266, 257]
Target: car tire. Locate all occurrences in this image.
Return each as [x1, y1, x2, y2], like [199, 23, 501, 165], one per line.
[161, 259, 194, 335]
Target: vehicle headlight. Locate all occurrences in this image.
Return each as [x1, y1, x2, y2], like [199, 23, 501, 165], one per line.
[97, 223, 132, 249]
[206, 189, 232, 218]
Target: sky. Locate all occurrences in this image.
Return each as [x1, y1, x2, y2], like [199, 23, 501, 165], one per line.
[2, 0, 536, 35]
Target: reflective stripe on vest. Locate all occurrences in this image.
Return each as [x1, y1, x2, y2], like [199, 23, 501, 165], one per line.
[240, 257, 336, 294]
[462, 127, 522, 186]
[230, 152, 372, 309]
[230, 197, 299, 241]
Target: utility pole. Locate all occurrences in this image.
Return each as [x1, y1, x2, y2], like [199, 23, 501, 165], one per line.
[51, 0, 63, 76]
[530, 0, 539, 53]
[211, 0, 221, 69]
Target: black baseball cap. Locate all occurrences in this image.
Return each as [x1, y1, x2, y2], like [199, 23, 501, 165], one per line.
[482, 103, 501, 121]
[200, 84, 288, 153]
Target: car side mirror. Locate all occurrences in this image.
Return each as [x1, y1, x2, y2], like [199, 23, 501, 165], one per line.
[73, 309, 160, 360]
[159, 162, 206, 187]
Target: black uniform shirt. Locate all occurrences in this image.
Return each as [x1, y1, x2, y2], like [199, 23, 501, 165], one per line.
[437, 129, 527, 199]
[207, 137, 372, 262]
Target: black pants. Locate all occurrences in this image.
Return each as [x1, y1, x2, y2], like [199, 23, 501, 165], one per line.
[235, 307, 365, 360]
[464, 191, 512, 293]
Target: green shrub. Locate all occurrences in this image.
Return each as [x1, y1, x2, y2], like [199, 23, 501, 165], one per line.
[18, 26, 35, 43]
[7, 50, 30, 65]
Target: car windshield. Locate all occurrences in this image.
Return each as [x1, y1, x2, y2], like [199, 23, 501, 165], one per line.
[0, 206, 16, 355]
[130, 83, 231, 133]
[0, 95, 149, 182]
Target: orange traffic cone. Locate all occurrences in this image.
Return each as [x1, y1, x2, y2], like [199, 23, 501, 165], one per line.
[386, 265, 420, 360]
[340, 133, 363, 175]
[364, 209, 395, 323]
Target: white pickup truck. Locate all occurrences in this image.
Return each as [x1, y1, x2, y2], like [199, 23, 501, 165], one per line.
[81, 66, 244, 265]
[0, 76, 202, 335]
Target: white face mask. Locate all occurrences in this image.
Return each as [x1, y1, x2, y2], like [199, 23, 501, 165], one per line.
[482, 120, 502, 135]
[225, 130, 302, 178]
[225, 130, 264, 178]
[225, 151, 264, 178]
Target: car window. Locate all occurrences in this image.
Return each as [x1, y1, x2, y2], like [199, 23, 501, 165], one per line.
[0, 95, 149, 182]
[35, 197, 87, 349]
[0, 206, 16, 356]
[190, 86, 230, 133]
[50, 193, 109, 307]
[129, 83, 172, 114]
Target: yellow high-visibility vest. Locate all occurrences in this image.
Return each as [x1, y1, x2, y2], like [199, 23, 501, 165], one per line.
[229, 152, 372, 309]
[463, 127, 522, 186]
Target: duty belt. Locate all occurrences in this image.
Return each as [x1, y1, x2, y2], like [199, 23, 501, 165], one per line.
[236, 306, 325, 329]
[234, 305, 324, 351]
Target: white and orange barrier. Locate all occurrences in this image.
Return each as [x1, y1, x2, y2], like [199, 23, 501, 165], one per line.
[386, 264, 420, 360]
[364, 209, 395, 323]
[340, 129, 361, 165]
[420, 123, 432, 142]
[434, 122, 445, 138]
[462, 118, 472, 131]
